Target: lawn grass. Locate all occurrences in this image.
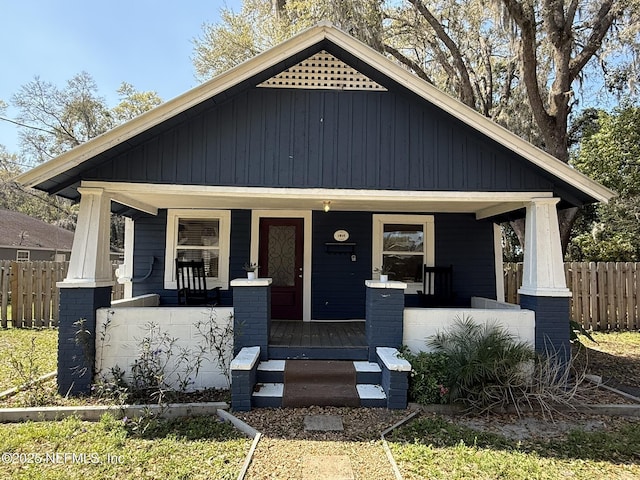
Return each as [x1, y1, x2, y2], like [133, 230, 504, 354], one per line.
[587, 331, 640, 356]
[576, 331, 640, 388]
[389, 415, 640, 479]
[0, 328, 57, 391]
[0, 414, 251, 480]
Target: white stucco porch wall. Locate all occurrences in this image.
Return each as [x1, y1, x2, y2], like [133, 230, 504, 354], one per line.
[403, 307, 536, 353]
[95, 306, 234, 391]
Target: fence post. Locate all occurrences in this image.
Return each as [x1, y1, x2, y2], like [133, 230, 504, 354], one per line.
[0, 261, 9, 328]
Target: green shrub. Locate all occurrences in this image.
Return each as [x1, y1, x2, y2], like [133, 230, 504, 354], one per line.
[428, 316, 536, 412]
[402, 350, 451, 405]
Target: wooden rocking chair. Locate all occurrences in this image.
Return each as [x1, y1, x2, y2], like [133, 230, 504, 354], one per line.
[417, 265, 455, 307]
[175, 259, 220, 305]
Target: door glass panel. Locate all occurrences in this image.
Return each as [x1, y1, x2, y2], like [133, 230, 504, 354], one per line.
[268, 225, 296, 286]
[383, 224, 424, 252]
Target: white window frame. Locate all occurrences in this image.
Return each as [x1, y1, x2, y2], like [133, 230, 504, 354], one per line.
[164, 209, 231, 290]
[16, 250, 30, 262]
[372, 214, 435, 294]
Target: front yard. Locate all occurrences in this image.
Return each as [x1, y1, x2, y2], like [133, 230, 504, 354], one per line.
[0, 328, 57, 391]
[0, 414, 250, 480]
[388, 412, 640, 479]
[0, 328, 638, 479]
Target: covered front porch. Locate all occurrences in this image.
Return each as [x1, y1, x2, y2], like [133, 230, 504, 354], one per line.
[53, 183, 571, 407]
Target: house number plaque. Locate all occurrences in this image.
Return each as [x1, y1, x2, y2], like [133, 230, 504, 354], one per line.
[333, 230, 349, 242]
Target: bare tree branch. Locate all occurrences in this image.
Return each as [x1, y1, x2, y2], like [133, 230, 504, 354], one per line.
[383, 44, 434, 83]
[406, 0, 476, 107]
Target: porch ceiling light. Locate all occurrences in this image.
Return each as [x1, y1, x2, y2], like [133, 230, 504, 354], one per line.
[323, 200, 331, 212]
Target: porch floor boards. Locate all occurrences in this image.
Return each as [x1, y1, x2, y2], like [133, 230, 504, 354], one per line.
[269, 320, 366, 348]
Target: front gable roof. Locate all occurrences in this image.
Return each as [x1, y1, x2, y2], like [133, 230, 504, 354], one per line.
[17, 22, 613, 205]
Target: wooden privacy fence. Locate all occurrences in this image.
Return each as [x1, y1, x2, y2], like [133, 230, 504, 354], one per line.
[0, 261, 124, 328]
[505, 262, 640, 332]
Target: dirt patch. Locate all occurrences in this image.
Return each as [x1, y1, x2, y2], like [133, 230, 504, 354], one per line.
[235, 406, 410, 480]
[450, 412, 610, 442]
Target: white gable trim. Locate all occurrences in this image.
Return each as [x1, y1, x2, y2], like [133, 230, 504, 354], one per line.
[17, 22, 614, 203]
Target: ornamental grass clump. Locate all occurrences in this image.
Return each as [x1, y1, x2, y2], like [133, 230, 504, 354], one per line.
[428, 316, 537, 414]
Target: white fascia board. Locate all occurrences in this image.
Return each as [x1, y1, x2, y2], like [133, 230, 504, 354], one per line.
[86, 181, 553, 203]
[89, 182, 552, 219]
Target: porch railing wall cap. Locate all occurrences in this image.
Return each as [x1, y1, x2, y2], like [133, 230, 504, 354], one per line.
[365, 280, 407, 289]
[376, 347, 412, 372]
[230, 346, 261, 370]
[56, 279, 115, 289]
[230, 278, 273, 287]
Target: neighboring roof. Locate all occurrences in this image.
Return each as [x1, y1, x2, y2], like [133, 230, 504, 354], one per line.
[16, 22, 614, 204]
[0, 209, 73, 250]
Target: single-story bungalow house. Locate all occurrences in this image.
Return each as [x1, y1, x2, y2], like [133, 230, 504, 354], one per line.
[17, 23, 613, 410]
[0, 209, 73, 261]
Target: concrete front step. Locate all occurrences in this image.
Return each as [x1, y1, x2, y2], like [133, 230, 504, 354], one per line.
[257, 360, 382, 384]
[253, 360, 385, 408]
[252, 382, 387, 408]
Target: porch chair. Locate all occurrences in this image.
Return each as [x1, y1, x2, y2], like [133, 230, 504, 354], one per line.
[175, 259, 221, 306]
[417, 265, 455, 307]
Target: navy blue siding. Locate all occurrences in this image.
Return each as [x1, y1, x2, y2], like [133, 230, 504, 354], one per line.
[434, 214, 497, 305]
[91, 88, 556, 194]
[228, 210, 252, 288]
[311, 211, 372, 320]
[132, 209, 251, 305]
[132, 209, 495, 312]
[131, 210, 171, 301]
[58, 287, 112, 395]
[520, 295, 571, 364]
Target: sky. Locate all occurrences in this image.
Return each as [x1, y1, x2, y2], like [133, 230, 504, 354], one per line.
[0, 0, 241, 155]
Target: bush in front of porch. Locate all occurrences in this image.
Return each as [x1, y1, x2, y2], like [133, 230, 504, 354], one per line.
[404, 317, 585, 416]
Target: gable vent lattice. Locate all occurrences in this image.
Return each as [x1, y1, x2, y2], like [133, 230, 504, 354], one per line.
[258, 51, 387, 91]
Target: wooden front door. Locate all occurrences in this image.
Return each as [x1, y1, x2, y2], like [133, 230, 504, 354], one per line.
[258, 218, 304, 320]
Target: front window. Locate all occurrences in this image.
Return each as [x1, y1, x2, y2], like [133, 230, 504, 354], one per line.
[16, 250, 30, 262]
[164, 210, 230, 289]
[373, 215, 434, 293]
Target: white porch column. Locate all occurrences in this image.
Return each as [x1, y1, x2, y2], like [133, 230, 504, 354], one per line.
[61, 187, 114, 287]
[518, 198, 571, 298]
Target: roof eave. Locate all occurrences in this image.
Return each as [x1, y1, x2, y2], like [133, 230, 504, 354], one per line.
[16, 22, 614, 204]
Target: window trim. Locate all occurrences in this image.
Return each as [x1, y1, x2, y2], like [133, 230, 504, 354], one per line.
[372, 214, 434, 294]
[164, 209, 231, 290]
[16, 250, 30, 262]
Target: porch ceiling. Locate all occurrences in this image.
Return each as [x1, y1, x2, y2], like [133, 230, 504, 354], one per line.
[84, 181, 553, 219]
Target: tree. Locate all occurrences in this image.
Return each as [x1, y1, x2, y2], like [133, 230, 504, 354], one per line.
[0, 144, 77, 227]
[193, 0, 284, 81]
[568, 104, 640, 261]
[388, 0, 637, 251]
[193, 0, 385, 82]
[12, 72, 114, 164]
[194, 0, 639, 253]
[5, 74, 163, 247]
[111, 82, 163, 123]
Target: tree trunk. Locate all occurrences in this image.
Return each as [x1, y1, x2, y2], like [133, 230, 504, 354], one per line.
[510, 206, 580, 258]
